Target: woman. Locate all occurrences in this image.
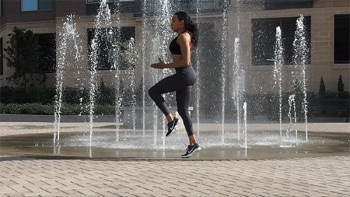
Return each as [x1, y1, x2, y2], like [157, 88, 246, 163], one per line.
[148, 11, 201, 158]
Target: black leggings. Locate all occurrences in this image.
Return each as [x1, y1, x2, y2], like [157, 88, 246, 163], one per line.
[148, 65, 197, 137]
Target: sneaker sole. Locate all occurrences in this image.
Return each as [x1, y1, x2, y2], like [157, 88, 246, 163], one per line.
[181, 147, 202, 158]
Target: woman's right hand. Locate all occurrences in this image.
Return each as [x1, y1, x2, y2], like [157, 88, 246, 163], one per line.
[151, 63, 162, 69]
[151, 59, 166, 69]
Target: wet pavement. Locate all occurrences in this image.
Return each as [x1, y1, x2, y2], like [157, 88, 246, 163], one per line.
[0, 120, 350, 196]
[0, 130, 349, 161]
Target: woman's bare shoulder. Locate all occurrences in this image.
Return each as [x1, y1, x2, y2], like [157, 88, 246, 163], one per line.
[177, 32, 191, 43]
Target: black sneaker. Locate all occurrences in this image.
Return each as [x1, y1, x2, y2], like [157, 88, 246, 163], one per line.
[166, 117, 179, 137]
[181, 143, 202, 158]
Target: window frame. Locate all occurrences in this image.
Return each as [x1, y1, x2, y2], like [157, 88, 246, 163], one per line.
[334, 14, 350, 64]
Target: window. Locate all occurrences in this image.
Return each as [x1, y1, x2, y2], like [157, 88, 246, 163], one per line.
[334, 14, 350, 64]
[265, 0, 313, 10]
[0, 37, 3, 75]
[252, 16, 311, 66]
[21, 0, 53, 12]
[35, 33, 56, 73]
[87, 27, 135, 70]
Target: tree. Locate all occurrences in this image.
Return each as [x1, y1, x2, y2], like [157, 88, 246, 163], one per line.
[337, 75, 345, 98]
[4, 26, 45, 87]
[319, 77, 326, 98]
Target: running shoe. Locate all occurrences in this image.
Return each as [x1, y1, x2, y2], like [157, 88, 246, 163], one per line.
[166, 117, 179, 137]
[181, 143, 202, 158]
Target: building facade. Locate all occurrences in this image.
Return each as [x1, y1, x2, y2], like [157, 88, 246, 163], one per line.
[0, 0, 349, 96]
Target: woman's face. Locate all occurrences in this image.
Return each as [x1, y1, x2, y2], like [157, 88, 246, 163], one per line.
[171, 15, 183, 32]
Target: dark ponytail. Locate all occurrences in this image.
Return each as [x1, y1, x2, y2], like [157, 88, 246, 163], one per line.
[175, 11, 199, 47]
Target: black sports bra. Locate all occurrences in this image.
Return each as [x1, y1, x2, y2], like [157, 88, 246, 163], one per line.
[169, 36, 181, 55]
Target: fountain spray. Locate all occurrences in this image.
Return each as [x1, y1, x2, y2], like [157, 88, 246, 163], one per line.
[195, 0, 201, 138]
[293, 15, 309, 141]
[88, 0, 112, 147]
[54, 14, 82, 144]
[287, 94, 298, 145]
[220, 0, 230, 144]
[243, 102, 248, 153]
[273, 26, 284, 137]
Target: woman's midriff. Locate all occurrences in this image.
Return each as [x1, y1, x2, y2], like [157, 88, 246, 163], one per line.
[171, 54, 182, 63]
[171, 54, 190, 69]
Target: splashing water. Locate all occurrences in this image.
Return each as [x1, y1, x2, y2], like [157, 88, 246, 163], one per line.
[232, 0, 245, 141]
[54, 14, 82, 144]
[273, 26, 284, 137]
[220, 0, 230, 144]
[126, 37, 137, 132]
[287, 94, 298, 145]
[233, 37, 243, 140]
[195, 0, 201, 138]
[243, 102, 248, 152]
[141, 0, 174, 148]
[88, 0, 112, 146]
[293, 14, 309, 141]
[141, 0, 148, 137]
[51, 2, 318, 153]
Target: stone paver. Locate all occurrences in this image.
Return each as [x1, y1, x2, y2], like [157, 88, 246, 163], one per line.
[0, 156, 349, 197]
[0, 120, 349, 196]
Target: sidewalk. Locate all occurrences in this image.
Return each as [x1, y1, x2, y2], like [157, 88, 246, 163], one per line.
[0, 120, 349, 196]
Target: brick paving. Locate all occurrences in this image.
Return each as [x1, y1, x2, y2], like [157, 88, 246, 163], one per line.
[0, 121, 350, 196]
[0, 156, 349, 197]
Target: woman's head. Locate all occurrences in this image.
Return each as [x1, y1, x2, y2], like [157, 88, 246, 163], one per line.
[171, 11, 198, 47]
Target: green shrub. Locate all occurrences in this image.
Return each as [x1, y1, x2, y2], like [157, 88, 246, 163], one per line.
[338, 91, 350, 99]
[324, 90, 337, 99]
[59, 103, 84, 115]
[337, 75, 344, 95]
[96, 79, 115, 105]
[94, 104, 115, 115]
[0, 86, 55, 104]
[2, 103, 24, 114]
[0, 86, 15, 103]
[336, 75, 349, 98]
[0, 102, 116, 115]
[319, 77, 326, 98]
[62, 87, 89, 105]
[0, 103, 4, 113]
[1, 103, 54, 114]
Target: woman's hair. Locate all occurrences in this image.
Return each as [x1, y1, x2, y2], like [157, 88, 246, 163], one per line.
[174, 11, 198, 47]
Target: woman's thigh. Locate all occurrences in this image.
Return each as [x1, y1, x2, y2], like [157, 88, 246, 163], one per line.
[151, 73, 190, 94]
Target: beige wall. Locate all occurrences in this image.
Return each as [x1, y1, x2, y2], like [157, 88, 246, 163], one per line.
[228, 0, 350, 95]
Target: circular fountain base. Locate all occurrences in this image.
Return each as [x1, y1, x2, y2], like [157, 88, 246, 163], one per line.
[1, 130, 349, 160]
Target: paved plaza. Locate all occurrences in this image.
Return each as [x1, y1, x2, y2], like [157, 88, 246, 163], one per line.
[0, 120, 349, 196]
